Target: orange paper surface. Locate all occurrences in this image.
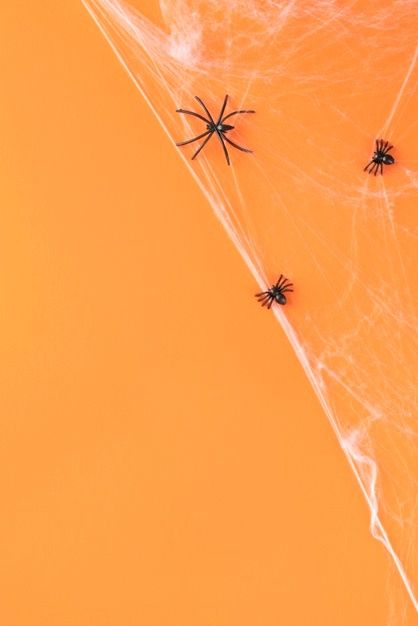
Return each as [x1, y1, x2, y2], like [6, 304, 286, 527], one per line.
[1, 2, 417, 625]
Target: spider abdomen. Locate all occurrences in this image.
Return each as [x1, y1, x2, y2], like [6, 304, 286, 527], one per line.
[219, 123, 234, 132]
[275, 292, 287, 305]
[382, 154, 395, 165]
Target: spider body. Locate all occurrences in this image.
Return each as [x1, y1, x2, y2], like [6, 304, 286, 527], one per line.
[255, 275, 294, 309]
[176, 95, 255, 165]
[364, 139, 395, 175]
[210, 123, 234, 133]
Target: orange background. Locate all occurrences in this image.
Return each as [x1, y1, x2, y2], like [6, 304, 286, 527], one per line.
[0, 2, 414, 625]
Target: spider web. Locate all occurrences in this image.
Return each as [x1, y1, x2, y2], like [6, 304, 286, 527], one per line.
[82, 0, 418, 621]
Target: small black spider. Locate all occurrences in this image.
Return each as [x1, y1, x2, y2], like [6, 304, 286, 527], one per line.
[255, 275, 294, 308]
[364, 139, 395, 175]
[175, 94, 255, 165]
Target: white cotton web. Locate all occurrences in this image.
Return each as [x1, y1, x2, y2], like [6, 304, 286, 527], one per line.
[82, 0, 418, 619]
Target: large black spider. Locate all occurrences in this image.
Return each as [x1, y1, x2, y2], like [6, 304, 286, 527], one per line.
[175, 94, 255, 165]
[255, 275, 294, 308]
[364, 139, 395, 175]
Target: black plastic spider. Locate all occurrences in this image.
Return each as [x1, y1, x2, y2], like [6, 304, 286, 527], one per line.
[255, 275, 294, 308]
[364, 139, 395, 175]
[175, 94, 255, 165]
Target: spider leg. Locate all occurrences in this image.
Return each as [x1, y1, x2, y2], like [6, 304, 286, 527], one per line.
[222, 134, 253, 153]
[256, 293, 272, 306]
[375, 139, 381, 152]
[274, 275, 284, 288]
[176, 130, 211, 147]
[364, 160, 375, 173]
[216, 94, 229, 125]
[221, 109, 256, 122]
[280, 287, 294, 293]
[258, 295, 270, 307]
[256, 293, 271, 302]
[255, 291, 269, 298]
[176, 108, 211, 124]
[191, 131, 214, 160]
[195, 96, 216, 124]
[215, 131, 231, 165]
[379, 162, 383, 175]
[259, 295, 273, 306]
[277, 277, 291, 288]
[277, 276, 292, 290]
[280, 282, 293, 291]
